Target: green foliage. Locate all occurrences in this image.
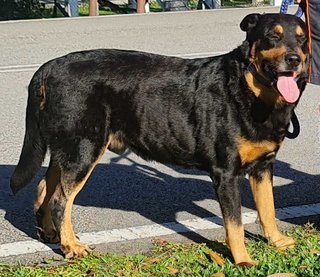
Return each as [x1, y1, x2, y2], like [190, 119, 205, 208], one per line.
[0, 0, 259, 21]
[0, 0, 43, 20]
[0, 224, 319, 276]
[78, 3, 114, 16]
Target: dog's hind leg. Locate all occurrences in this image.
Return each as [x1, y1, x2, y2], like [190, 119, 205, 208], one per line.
[249, 163, 295, 249]
[49, 139, 108, 259]
[34, 160, 61, 243]
[211, 171, 255, 266]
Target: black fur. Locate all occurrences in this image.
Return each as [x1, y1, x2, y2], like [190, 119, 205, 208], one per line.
[10, 13, 309, 262]
[10, 79, 47, 194]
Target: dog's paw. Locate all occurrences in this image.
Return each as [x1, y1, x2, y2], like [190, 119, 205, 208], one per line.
[37, 228, 60, 244]
[271, 234, 295, 249]
[237, 260, 257, 267]
[62, 241, 92, 259]
[234, 253, 257, 267]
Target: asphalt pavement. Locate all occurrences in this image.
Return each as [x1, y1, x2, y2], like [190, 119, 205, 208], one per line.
[0, 6, 320, 264]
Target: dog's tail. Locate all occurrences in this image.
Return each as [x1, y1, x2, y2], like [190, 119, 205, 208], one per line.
[10, 72, 47, 194]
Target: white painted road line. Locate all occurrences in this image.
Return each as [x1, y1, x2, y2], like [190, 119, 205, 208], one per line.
[0, 64, 41, 73]
[176, 51, 227, 58]
[0, 203, 319, 258]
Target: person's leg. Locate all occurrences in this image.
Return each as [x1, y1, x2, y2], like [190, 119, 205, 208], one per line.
[306, 0, 320, 85]
[137, 0, 146, 13]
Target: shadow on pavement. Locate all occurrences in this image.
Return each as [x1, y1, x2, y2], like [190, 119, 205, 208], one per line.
[0, 153, 319, 255]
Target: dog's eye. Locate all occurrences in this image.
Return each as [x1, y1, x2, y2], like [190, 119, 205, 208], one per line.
[268, 34, 282, 42]
[297, 34, 306, 44]
[272, 35, 281, 40]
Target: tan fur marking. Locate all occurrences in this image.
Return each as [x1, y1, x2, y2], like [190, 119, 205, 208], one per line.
[259, 46, 286, 61]
[237, 137, 277, 166]
[34, 162, 61, 243]
[249, 171, 295, 249]
[34, 179, 47, 213]
[249, 171, 277, 238]
[59, 139, 112, 258]
[244, 71, 283, 105]
[59, 170, 95, 257]
[296, 26, 304, 37]
[297, 47, 307, 65]
[35, 163, 61, 212]
[224, 219, 254, 265]
[246, 45, 286, 105]
[108, 133, 126, 154]
[39, 84, 46, 110]
[250, 42, 257, 62]
[274, 24, 283, 35]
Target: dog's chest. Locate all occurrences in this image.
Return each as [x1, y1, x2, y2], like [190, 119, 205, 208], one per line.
[236, 137, 278, 166]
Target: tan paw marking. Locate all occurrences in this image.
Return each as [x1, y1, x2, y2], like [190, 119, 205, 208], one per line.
[271, 234, 295, 249]
[62, 241, 92, 259]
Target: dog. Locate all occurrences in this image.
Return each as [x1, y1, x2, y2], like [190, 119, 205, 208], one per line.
[10, 13, 309, 265]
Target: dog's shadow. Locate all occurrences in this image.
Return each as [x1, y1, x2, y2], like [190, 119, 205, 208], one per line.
[0, 153, 319, 253]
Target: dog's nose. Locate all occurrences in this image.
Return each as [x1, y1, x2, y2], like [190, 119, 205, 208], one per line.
[285, 54, 301, 68]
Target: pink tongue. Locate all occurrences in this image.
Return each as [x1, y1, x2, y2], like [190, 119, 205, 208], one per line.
[276, 76, 300, 103]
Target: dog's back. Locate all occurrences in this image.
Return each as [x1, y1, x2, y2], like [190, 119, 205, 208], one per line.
[15, 48, 246, 173]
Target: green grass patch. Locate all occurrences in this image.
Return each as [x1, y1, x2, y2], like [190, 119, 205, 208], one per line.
[1, 224, 319, 276]
[79, 4, 114, 16]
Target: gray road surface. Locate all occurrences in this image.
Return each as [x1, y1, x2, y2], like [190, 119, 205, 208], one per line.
[0, 6, 320, 264]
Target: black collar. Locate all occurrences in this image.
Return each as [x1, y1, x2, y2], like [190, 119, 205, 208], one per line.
[247, 63, 300, 139]
[247, 63, 277, 89]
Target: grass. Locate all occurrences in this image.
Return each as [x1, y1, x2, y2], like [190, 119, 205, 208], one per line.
[0, 224, 319, 276]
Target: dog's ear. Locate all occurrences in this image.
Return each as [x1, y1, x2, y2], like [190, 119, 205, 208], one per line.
[240, 13, 261, 33]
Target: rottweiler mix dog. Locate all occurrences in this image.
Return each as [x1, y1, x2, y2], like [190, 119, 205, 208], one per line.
[11, 13, 309, 265]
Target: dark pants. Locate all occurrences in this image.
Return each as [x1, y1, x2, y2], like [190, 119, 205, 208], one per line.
[301, 0, 320, 85]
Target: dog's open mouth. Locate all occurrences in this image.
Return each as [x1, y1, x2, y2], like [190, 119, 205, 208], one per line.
[276, 72, 300, 103]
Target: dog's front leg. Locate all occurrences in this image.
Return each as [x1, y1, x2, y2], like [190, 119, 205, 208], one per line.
[249, 163, 295, 249]
[211, 171, 255, 266]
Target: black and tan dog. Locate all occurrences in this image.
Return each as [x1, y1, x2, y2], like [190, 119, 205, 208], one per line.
[10, 13, 309, 265]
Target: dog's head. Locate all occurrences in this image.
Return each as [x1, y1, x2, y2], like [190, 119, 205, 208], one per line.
[241, 13, 309, 104]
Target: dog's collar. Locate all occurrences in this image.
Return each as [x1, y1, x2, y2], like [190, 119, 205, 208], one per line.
[247, 63, 276, 89]
[247, 63, 300, 139]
